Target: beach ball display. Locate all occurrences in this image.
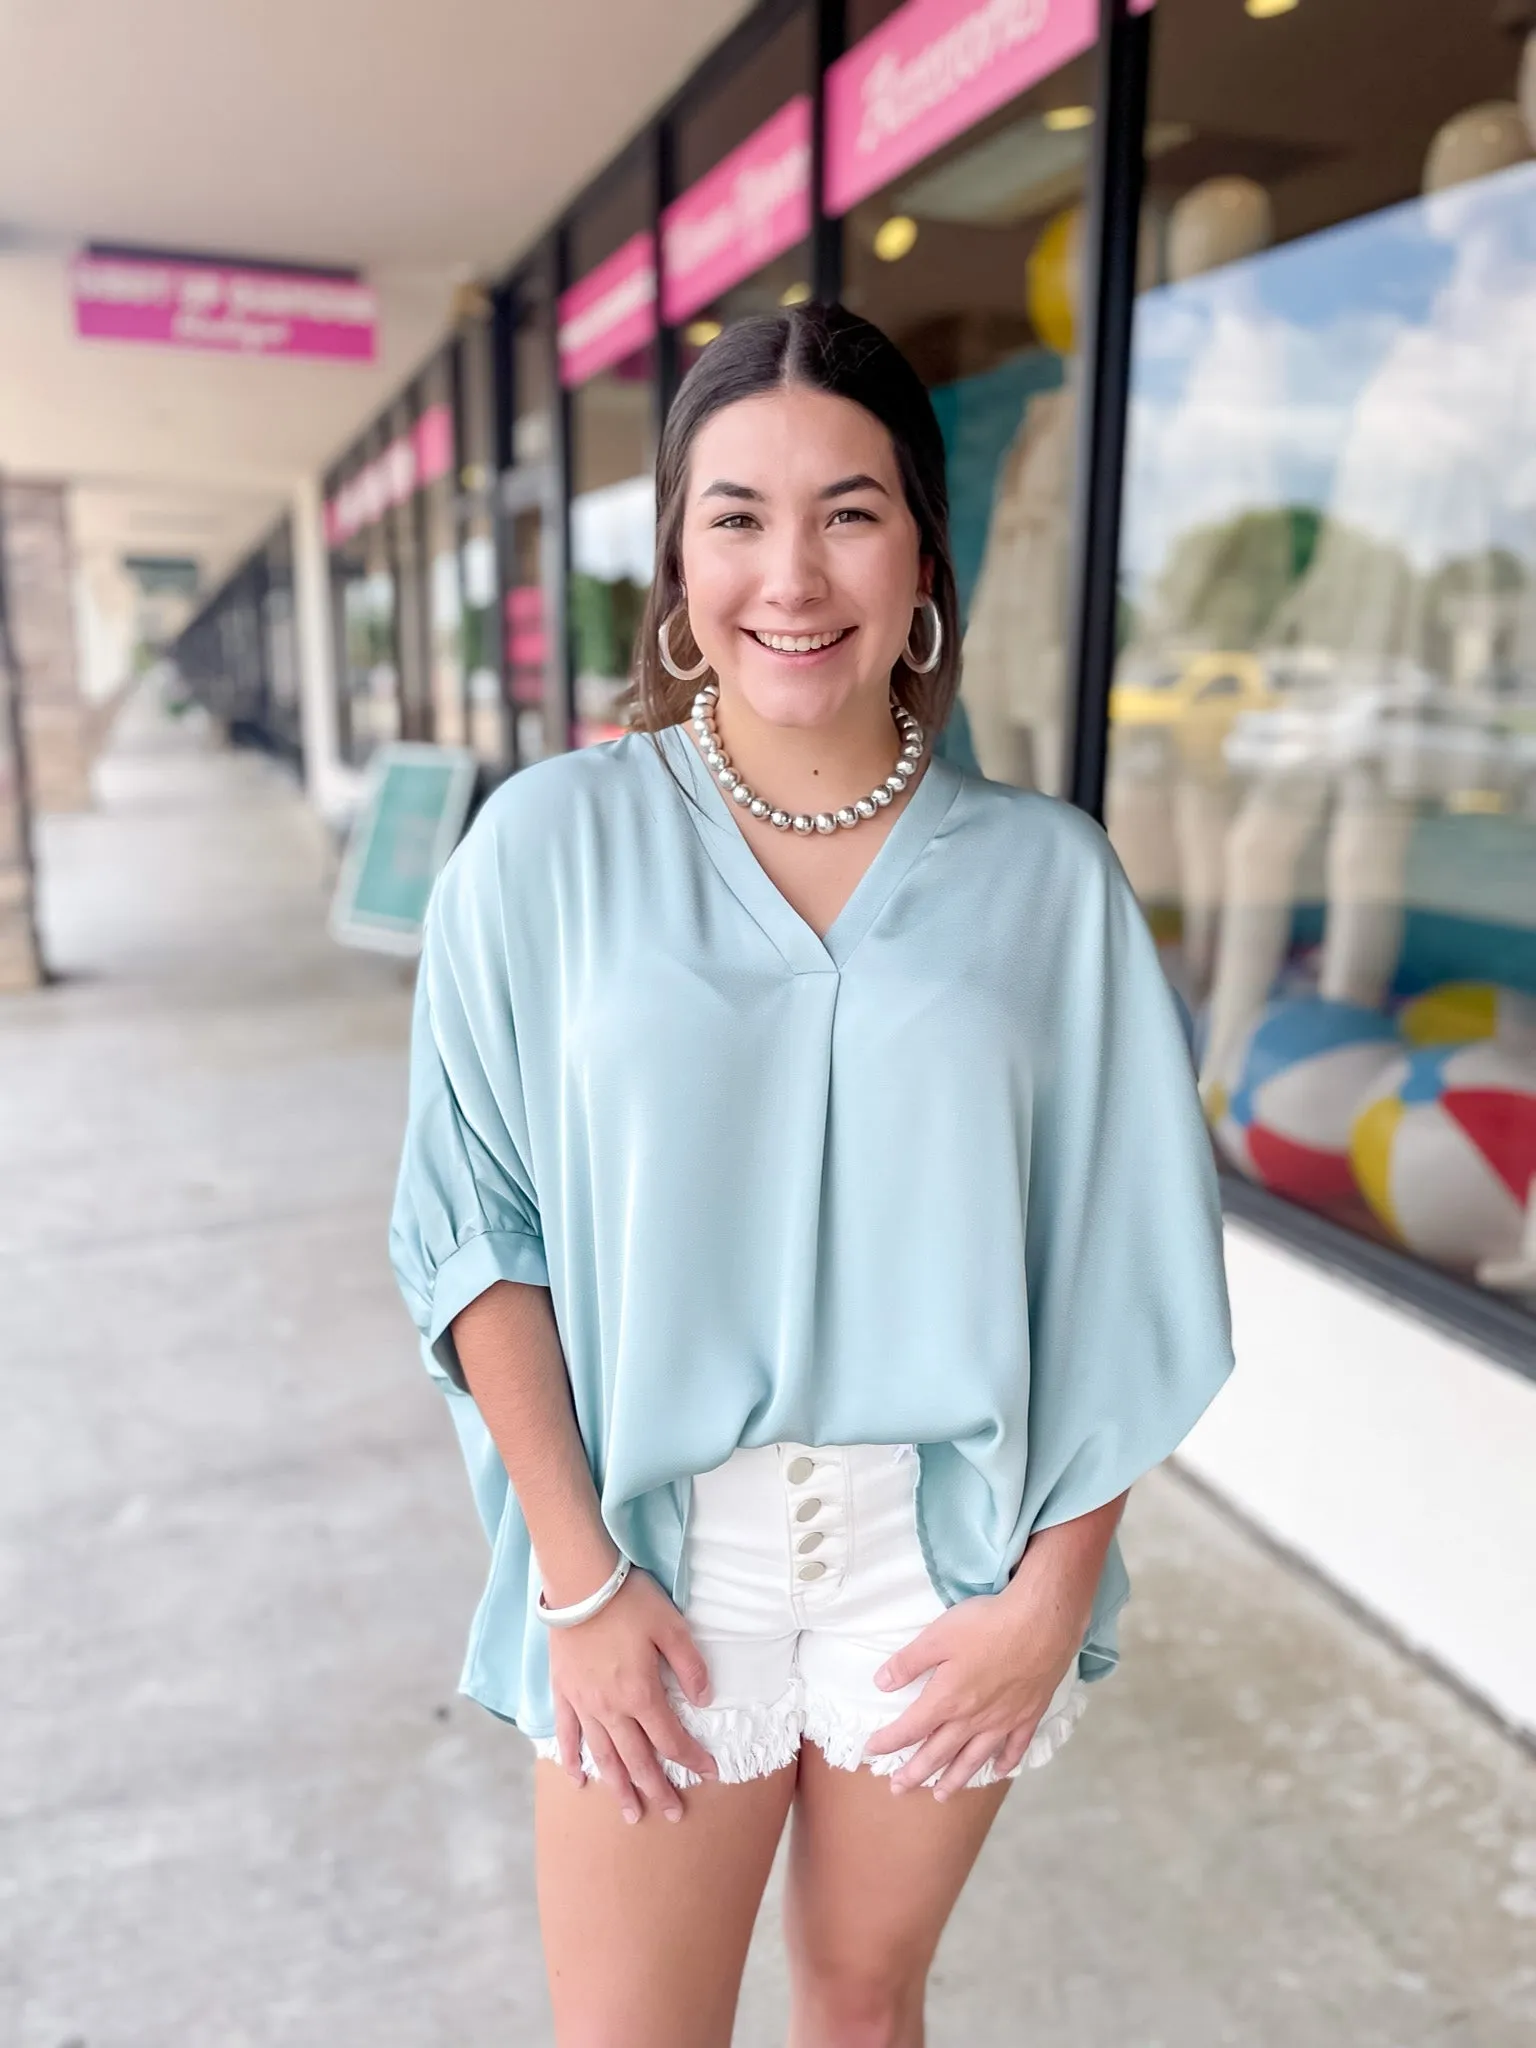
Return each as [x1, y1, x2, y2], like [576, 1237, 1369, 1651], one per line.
[1211, 997, 1401, 1204]
[1397, 981, 1536, 1056]
[1350, 1045, 1536, 1267]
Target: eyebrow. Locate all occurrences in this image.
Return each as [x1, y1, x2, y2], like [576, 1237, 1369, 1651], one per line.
[820, 473, 890, 500]
[697, 473, 891, 503]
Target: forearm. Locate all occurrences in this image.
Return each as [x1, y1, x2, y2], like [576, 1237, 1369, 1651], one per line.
[1002, 1491, 1128, 1637]
[451, 1279, 618, 1607]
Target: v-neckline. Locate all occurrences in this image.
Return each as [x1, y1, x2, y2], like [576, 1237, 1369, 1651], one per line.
[658, 720, 962, 975]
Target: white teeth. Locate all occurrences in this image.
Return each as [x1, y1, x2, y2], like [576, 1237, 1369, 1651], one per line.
[752, 629, 847, 653]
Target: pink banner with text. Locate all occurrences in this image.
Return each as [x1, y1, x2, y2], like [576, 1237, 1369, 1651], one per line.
[824, 0, 1098, 218]
[71, 253, 377, 361]
[661, 96, 813, 327]
[324, 404, 456, 548]
[557, 233, 659, 389]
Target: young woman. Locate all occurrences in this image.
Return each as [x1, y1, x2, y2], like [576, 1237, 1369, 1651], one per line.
[391, 303, 1233, 2047]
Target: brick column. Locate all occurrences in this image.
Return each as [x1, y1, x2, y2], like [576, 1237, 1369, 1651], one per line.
[1, 478, 92, 815]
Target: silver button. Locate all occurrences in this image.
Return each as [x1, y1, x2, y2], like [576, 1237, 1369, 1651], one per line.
[797, 1560, 827, 1581]
[786, 1455, 816, 1484]
[796, 1531, 824, 1554]
[795, 1498, 821, 1522]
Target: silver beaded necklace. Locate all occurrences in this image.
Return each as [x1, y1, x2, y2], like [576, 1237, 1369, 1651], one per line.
[688, 682, 926, 835]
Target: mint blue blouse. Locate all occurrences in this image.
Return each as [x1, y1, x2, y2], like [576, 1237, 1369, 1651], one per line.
[389, 722, 1234, 1737]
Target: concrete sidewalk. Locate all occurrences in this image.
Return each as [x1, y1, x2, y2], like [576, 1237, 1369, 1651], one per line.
[2, 692, 1533, 2048]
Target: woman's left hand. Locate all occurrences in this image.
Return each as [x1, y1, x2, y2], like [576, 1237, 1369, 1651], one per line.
[862, 1579, 1085, 1800]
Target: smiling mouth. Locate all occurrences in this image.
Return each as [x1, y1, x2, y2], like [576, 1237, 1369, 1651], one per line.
[748, 627, 853, 653]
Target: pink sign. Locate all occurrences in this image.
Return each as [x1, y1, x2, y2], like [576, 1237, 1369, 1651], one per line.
[558, 232, 658, 389]
[661, 97, 813, 327]
[71, 252, 377, 361]
[324, 404, 456, 547]
[824, 0, 1098, 217]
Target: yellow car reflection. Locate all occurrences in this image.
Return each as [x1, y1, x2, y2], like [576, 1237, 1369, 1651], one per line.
[1110, 651, 1277, 772]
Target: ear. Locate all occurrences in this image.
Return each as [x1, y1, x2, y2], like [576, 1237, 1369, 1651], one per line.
[917, 556, 935, 601]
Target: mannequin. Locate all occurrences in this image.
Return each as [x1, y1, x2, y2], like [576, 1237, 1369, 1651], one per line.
[962, 201, 1162, 797]
[1100, 178, 1277, 1000]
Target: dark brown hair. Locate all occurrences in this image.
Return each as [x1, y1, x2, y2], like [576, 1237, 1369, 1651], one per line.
[627, 302, 960, 737]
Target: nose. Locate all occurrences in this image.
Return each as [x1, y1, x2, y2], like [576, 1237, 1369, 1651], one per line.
[758, 518, 829, 615]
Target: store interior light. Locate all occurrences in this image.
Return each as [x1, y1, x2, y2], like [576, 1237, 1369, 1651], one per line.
[684, 318, 722, 347]
[1244, 0, 1298, 17]
[873, 215, 919, 263]
[779, 280, 812, 306]
[1043, 106, 1094, 132]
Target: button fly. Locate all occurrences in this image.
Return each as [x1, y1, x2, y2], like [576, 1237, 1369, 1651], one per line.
[794, 1498, 821, 1522]
[786, 1455, 815, 1484]
[797, 1560, 827, 1581]
[796, 1531, 824, 1554]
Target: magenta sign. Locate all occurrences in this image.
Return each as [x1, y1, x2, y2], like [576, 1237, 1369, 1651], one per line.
[324, 404, 456, 548]
[824, 0, 1097, 217]
[661, 97, 813, 327]
[71, 252, 377, 362]
[557, 233, 658, 389]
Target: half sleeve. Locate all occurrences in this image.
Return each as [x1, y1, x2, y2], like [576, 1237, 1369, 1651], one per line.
[388, 892, 548, 1392]
[1022, 827, 1235, 1533]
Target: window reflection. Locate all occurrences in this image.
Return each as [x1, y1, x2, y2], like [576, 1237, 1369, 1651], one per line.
[1116, 144, 1536, 1306]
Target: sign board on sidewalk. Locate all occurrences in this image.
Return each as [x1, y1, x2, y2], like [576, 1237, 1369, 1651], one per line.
[328, 743, 477, 955]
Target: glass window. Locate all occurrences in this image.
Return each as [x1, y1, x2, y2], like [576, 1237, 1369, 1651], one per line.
[260, 519, 301, 763]
[329, 426, 401, 766]
[420, 352, 468, 752]
[385, 395, 430, 743]
[1111, 0, 1536, 1315]
[503, 265, 564, 769]
[836, 0, 1101, 794]
[565, 155, 658, 747]
[457, 315, 510, 771]
[668, 10, 815, 375]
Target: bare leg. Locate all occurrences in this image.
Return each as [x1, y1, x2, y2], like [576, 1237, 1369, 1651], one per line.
[783, 1744, 1012, 2048]
[535, 1757, 796, 2048]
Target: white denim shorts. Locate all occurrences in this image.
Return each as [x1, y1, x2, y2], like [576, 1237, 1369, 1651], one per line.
[532, 1440, 1088, 1791]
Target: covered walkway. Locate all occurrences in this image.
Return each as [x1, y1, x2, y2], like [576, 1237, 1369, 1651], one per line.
[2, 698, 1533, 2046]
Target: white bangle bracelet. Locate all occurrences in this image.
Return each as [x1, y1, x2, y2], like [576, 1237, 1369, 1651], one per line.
[535, 1554, 631, 1629]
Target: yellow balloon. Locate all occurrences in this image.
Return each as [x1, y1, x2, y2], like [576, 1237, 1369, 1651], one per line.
[1026, 206, 1081, 353]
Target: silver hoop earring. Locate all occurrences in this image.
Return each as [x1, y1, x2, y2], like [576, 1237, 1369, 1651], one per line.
[904, 597, 943, 675]
[658, 609, 710, 683]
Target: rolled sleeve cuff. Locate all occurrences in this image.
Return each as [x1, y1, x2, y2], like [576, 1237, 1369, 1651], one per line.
[428, 1228, 549, 1387]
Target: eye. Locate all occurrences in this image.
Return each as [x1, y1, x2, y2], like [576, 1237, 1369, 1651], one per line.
[829, 506, 877, 525]
[711, 513, 759, 531]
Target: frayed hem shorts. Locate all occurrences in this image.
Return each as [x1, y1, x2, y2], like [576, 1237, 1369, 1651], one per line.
[531, 1441, 1089, 1792]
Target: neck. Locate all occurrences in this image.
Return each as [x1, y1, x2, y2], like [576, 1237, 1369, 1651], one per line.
[708, 687, 915, 817]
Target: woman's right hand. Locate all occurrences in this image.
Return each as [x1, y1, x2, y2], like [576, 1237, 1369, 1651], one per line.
[547, 1568, 719, 1823]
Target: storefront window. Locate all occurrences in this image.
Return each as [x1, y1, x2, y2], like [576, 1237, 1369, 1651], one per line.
[384, 396, 431, 742]
[831, 0, 1103, 792]
[666, 11, 814, 374]
[563, 159, 658, 746]
[260, 520, 301, 762]
[328, 428, 401, 765]
[503, 267, 563, 767]
[1112, 0, 1536, 1313]
[420, 353, 467, 751]
[457, 314, 509, 770]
